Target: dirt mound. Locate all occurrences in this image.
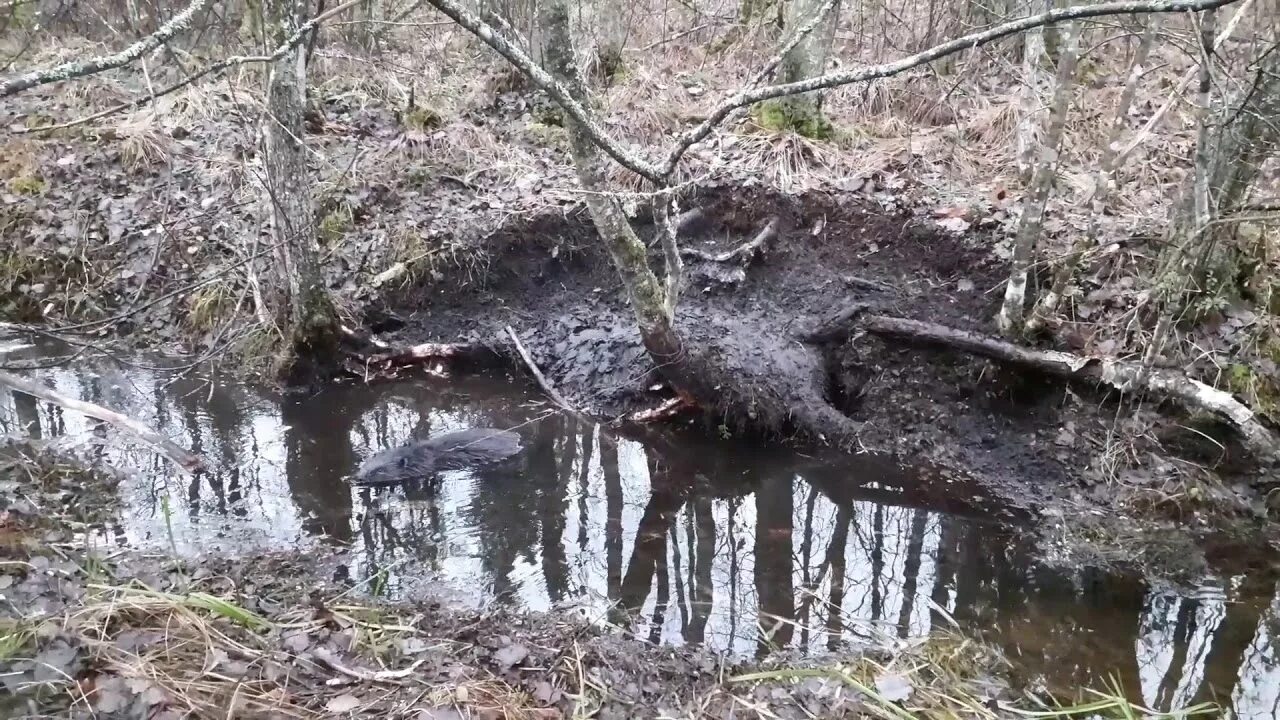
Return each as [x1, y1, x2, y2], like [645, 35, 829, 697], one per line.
[375, 186, 1092, 509]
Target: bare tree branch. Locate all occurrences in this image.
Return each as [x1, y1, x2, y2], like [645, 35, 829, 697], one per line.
[661, 0, 1241, 176]
[19, 0, 365, 134]
[422, 0, 667, 181]
[0, 0, 214, 98]
[747, 0, 840, 88]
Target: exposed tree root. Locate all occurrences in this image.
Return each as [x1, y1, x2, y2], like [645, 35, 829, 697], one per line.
[663, 312, 865, 447]
[680, 216, 782, 288]
[629, 394, 699, 423]
[680, 216, 780, 264]
[807, 308, 1280, 465]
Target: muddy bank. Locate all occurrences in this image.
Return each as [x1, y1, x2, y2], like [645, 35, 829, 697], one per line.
[375, 186, 1269, 522]
[2, 72, 1272, 526]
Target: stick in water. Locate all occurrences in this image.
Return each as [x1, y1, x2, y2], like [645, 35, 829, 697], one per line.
[0, 370, 204, 473]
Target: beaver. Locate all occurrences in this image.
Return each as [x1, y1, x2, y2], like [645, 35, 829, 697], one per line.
[355, 428, 523, 486]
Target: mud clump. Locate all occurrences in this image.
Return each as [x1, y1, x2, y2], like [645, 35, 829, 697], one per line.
[384, 186, 1072, 508]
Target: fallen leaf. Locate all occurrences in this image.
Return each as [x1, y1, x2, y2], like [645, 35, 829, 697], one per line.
[493, 644, 529, 670]
[875, 673, 913, 702]
[326, 693, 362, 713]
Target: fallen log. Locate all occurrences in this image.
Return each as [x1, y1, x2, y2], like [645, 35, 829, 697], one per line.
[0, 370, 204, 473]
[856, 314, 1280, 463]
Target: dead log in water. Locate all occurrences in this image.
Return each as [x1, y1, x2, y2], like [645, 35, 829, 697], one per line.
[0, 370, 204, 473]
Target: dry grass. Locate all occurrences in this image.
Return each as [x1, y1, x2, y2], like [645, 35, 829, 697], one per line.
[21, 582, 538, 719]
[3, 0, 1268, 383]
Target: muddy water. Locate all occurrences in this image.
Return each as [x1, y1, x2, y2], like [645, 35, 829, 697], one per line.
[1, 340, 1278, 717]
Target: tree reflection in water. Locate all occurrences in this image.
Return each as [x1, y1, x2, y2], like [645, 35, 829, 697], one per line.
[1, 357, 1279, 716]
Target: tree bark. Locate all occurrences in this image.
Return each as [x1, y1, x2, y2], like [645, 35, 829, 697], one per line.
[539, 0, 683, 363]
[1028, 16, 1155, 332]
[997, 20, 1080, 336]
[765, 0, 841, 136]
[261, 0, 341, 377]
[1151, 26, 1280, 318]
[1015, 0, 1053, 183]
[1142, 9, 1218, 369]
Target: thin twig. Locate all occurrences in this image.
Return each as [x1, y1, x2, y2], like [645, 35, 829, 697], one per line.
[18, 0, 365, 134]
[505, 325, 587, 420]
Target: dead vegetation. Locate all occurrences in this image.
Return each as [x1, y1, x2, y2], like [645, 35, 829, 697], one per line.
[4, 0, 1272, 382]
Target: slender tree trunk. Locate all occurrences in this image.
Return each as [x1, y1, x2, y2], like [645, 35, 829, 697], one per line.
[1028, 16, 1154, 332]
[262, 0, 341, 377]
[1143, 9, 1219, 369]
[1014, 0, 1057, 182]
[997, 20, 1080, 336]
[539, 0, 683, 363]
[1151, 27, 1280, 324]
[765, 0, 841, 137]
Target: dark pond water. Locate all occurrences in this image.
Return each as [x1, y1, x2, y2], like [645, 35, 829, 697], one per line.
[1, 337, 1278, 717]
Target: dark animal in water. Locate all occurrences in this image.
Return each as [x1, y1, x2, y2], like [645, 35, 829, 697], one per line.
[355, 428, 523, 486]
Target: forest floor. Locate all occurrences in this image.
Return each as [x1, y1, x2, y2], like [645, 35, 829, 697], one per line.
[1, 22, 1279, 605]
[0, 444, 1180, 720]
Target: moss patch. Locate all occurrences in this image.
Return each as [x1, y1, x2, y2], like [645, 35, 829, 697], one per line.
[752, 99, 834, 140]
[1223, 361, 1280, 423]
[185, 281, 238, 333]
[7, 176, 46, 195]
[403, 106, 443, 132]
[524, 121, 569, 150]
[318, 205, 353, 245]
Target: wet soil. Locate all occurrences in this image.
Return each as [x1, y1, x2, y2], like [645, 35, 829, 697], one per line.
[377, 185, 1264, 523]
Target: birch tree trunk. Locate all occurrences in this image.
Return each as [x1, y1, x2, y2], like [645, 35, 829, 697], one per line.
[1015, 0, 1052, 182]
[997, 20, 1080, 336]
[1028, 16, 1155, 332]
[539, 0, 682, 362]
[762, 0, 841, 137]
[262, 0, 341, 375]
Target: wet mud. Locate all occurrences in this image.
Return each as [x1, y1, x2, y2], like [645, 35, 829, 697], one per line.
[377, 186, 1243, 519]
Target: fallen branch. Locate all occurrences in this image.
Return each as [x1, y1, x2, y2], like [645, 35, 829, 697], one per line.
[0, 370, 204, 473]
[857, 314, 1280, 463]
[505, 326, 582, 417]
[681, 216, 780, 264]
[312, 647, 426, 685]
[799, 301, 874, 344]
